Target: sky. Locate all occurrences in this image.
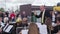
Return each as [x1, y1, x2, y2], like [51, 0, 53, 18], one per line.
[0, 0, 60, 11]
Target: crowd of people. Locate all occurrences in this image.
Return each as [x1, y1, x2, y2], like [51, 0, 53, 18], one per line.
[0, 11, 29, 34]
[0, 5, 60, 34]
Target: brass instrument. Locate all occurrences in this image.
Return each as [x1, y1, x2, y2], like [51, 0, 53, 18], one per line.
[45, 17, 53, 34]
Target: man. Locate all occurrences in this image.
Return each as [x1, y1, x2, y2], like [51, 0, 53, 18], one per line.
[31, 11, 37, 22]
[21, 11, 27, 19]
[52, 17, 60, 34]
[10, 12, 16, 22]
[34, 5, 51, 24]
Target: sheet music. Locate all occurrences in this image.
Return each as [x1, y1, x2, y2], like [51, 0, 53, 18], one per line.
[40, 25, 47, 34]
[21, 29, 28, 34]
[0, 22, 5, 28]
[36, 23, 41, 27]
[3, 24, 9, 31]
[5, 25, 13, 33]
[36, 23, 47, 34]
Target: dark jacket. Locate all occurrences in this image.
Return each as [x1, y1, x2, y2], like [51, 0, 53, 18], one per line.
[35, 10, 52, 23]
[52, 25, 60, 34]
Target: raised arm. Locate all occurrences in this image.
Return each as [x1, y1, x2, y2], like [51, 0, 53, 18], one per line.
[34, 12, 43, 18]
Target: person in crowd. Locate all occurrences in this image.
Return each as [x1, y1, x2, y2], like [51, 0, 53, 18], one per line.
[45, 17, 53, 34]
[4, 15, 9, 23]
[17, 14, 22, 19]
[16, 17, 22, 27]
[16, 12, 20, 18]
[5, 11, 9, 17]
[3, 18, 15, 34]
[28, 23, 39, 34]
[48, 10, 56, 23]
[10, 12, 16, 22]
[16, 17, 28, 27]
[49, 10, 54, 19]
[22, 17, 28, 27]
[2, 21, 9, 34]
[56, 14, 60, 17]
[31, 11, 37, 22]
[52, 16, 60, 34]
[21, 11, 27, 19]
[34, 5, 51, 24]
[55, 13, 60, 23]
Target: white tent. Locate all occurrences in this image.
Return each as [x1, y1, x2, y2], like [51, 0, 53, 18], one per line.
[0, 0, 60, 11]
[32, 0, 60, 6]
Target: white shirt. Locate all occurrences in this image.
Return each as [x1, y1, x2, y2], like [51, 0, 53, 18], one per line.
[52, 14, 55, 22]
[3, 23, 9, 31]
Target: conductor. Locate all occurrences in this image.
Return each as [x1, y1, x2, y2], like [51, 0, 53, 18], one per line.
[34, 5, 51, 24]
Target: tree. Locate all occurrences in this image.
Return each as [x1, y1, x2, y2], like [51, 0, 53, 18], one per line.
[0, 8, 5, 12]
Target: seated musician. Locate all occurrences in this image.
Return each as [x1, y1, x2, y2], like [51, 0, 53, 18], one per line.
[4, 15, 9, 24]
[45, 17, 53, 34]
[22, 17, 28, 27]
[3, 17, 16, 34]
[16, 17, 28, 27]
[28, 23, 39, 34]
[52, 17, 60, 34]
[16, 17, 22, 27]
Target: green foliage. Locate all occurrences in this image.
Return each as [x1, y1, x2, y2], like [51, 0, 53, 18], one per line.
[0, 8, 5, 12]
